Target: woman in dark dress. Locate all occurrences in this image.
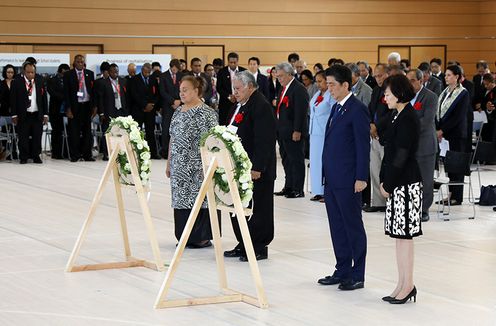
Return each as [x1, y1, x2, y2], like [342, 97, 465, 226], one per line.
[380, 74, 423, 304]
[165, 75, 218, 248]
[0, 64, 16, 159]
[267, 67, 281, 109]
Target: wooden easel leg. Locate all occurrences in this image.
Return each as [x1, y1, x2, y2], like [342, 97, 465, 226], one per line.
[154, 157, 218, 308]
[123, 141, 164, 271]
[65, 148, 119, 272]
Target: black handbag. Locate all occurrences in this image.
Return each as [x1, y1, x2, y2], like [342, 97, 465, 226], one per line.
[479, 185, 496, 206]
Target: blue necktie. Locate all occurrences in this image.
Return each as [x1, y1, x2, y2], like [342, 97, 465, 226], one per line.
[330, 103, 343, 120]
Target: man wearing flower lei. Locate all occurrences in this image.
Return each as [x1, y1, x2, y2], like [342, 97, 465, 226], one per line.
[223, 71, 277, 261]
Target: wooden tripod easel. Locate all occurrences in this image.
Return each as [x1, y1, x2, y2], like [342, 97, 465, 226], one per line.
[154, 136, 268, 309]
[65, 133, 164, 273]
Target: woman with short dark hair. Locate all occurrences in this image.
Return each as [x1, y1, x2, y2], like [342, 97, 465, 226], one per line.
[380, 74, 422, 304]
[0, 64, 17, 159]
[301, 69, 318, 99]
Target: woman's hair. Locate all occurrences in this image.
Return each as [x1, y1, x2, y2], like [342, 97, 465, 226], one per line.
[2, 64, 16, 79]
[313, 63, 324, 71]
[315, 70, 326, 80]
[301, 69, 314, 82]
[446, 64, 463, 83]
[269, 67, 276, 81]
[180, 75, 204, 97]
[383, 74, 415, 104]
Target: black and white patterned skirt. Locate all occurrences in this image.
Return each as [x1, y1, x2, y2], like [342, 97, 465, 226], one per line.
[385, 182, 423, 239]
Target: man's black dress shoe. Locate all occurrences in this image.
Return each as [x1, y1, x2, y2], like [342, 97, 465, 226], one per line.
[84, 157, 96, 162]
[20, 159, 27, 164]
[493, 207, 496, 212]
[70, 158, 80, 162]
[421, 212, 430, 222]
[33, 156, 43, 164]
[317, 274, 342, 285]
[186, 240, 212, 249]
[285, 191, 305, 198]
[338, 280, 364, 291]
[239, 247, 268, 261]
[310, 195, 324, 201]
[363, 206, 385, 213]
[274, 188, 291, 196]
[224, 247, 244, 258]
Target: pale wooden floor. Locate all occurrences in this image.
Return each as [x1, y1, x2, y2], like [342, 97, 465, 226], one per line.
[1, 156, 495, 326]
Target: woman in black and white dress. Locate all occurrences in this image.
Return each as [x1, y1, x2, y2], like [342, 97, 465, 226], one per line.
[166, 75, 218, 248]
[380, 74, 423, 304]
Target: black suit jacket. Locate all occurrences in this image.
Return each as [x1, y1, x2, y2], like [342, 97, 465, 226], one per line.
[426, 76, 443, 96]
[63, 69, 95, 112]
[473, 74, 486, 106]
[217, 66, 246, 110]
[255, 72, 270, 101]
[364, 75, 378, 89]
[129, 73, 159, 119]
[268, 78, 281, 105]
[10, 75, 48, 120]
[230, 90, 277, 180]
[97, 77, 129, 117]
[276, 78, 309, 139]
[0, 80, 11, 116]
[433, 72, 446, 89]
[47, 74, 65, 115]
[159, 70, 182, 109]
[369, 85, 392, 145]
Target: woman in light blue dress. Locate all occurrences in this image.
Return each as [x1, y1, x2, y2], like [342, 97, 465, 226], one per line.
[309, 70, 335, 202]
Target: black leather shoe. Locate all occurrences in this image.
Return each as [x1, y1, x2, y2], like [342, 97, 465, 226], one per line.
[224, 247, 244, 258]
[20, 159, 28, 164]
[382, 295, 396, 302]
[389, 286, 417, 304]
[70, 157, 80, 162]
[285, 191, 305, 198]
[338, 280, 364, 291]
[186, 240, 212, 249]
[493, 207, 496, 212]
[310, 195, 324, 201]
[102, 155, 109, 161]
[239, 247, 268, 261]
[33, 156, 43, 164]
[84, 157, 96, 162]
[274, 188, 291, 196]
[421, 212, 430, 222]
[317, 274, 342, 285]
[363, 206, 385, 213]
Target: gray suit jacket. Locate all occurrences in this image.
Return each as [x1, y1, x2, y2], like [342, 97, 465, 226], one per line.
[425, 76, 442, 96]
[414, 86, 438, 157]
[353, 78, 372, 107]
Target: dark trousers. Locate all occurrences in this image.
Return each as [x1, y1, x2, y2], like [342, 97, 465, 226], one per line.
[49, 113, 64, 158]
[324, 186, 367, 282]
[229, 177, 275, 253]
[279, 137, 305, 192]
[17, 112, 43, 161]
[174, 208, 220, 244]
[160, 106, 174, 158]
[134, 111, 157, 157]
[68, 102, 92, 159]
[417, 153, 436, 214]
[447, 137, 466, 203]
[218, 103, 233, 126]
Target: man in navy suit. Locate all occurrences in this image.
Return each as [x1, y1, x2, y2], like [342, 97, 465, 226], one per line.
[247, 57, 270, 101]
[318, 65, 370, 291]
[216, 52, 246, 125]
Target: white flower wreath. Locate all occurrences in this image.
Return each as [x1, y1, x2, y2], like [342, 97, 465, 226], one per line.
[200, 125, 253, 207]
[107, 116, 151, 186]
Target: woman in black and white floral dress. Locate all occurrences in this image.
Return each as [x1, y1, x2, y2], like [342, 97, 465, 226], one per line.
[166, 75, 218, 248]
[379, 74, 423, 304]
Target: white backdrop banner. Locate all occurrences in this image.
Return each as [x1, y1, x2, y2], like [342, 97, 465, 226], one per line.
[85, 54, 172, 75]
[0, 53, 70, 75]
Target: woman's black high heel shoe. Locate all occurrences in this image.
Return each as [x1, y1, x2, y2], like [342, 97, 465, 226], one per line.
[389, 287, 417, 304]
[382, 295, 395, 302]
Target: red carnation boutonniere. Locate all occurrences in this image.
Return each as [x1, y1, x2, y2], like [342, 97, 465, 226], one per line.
[152, 86, 156, 94]
[234, 112, 244, 124]
[315, 95, 324, 106]
[413, 102, 423, 111]
[123, 86, 127, 93]
[281, 96, 289, 107]
[41, 87, 44, 96]
[380, 95, 387, 104]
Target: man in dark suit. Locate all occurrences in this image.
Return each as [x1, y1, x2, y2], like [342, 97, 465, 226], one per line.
[247, 57, 270, 100]
[10, 61, 48, 164]
[273, 62, 309, 198]
[357, 61, 378, 89]
[97, 64, 129, 160]
[63, 54, 96, 162]
[129, 62, 160, 159]
[216, 52, 246, 125]
[223, 71, 277, 261]
[407, 69, 439, 222]
[47, 63, 70, 159]
[418, 62, 443, 96]
[187, 57, 213, 106]
[473, 60, 491, 112]
[158, 59, 182, 158]
[430, 58, 446, 89]
[126, 63, 136, 82]
[318, 65, 369, 291]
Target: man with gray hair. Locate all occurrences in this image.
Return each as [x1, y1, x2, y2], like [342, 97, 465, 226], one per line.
[387, 52, 401, 66]
[345, 63, 372, 107]
[223, 70, 277, 261]
[294, 60, 307, 82]
[357, 61, 377, 89]
[274, 62, 309, 198]
[407, 69, 438, 222]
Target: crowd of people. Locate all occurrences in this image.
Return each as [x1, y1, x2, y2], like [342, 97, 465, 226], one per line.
[1, 51, 495, 304]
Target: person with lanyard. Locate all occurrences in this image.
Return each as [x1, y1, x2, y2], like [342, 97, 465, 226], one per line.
[223, 70, 277, 261]
[10, 61, 48, 164]
[97, 63, 128, 160]
[309, 70, 335, 202]
[435, 64, 471, 206]
[63, 54, 96, 162]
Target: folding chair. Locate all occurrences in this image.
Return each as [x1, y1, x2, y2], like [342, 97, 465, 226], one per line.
[436, 150, 475, 221]
[92, 115, 104, 154]
[0, 116, 19, 160]
[43, 122, 52, 155]
[62, 116, 71, 160]
[155, 114, 163, 156]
